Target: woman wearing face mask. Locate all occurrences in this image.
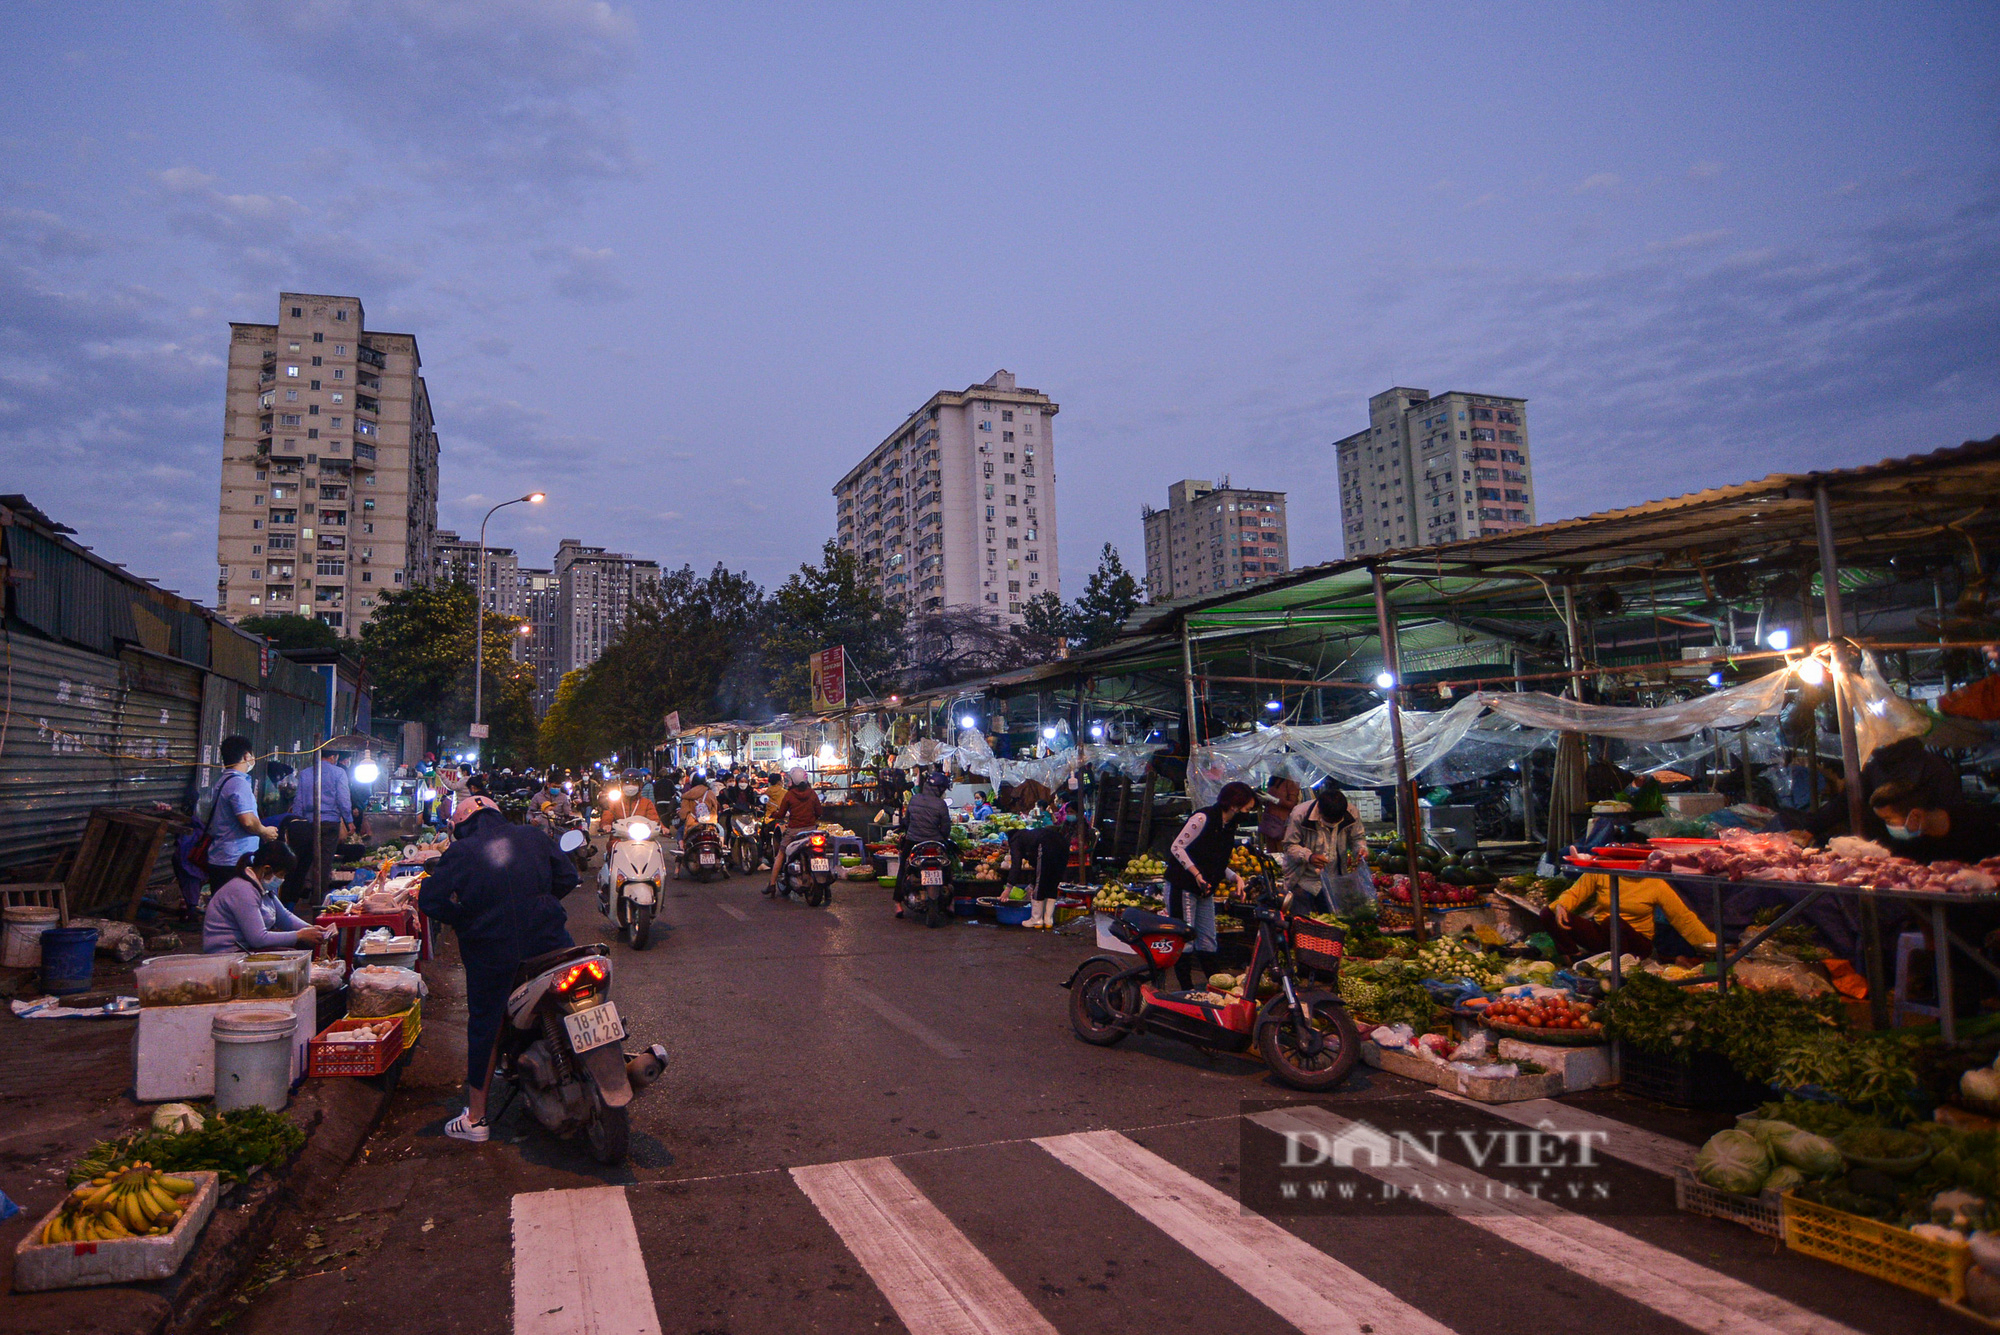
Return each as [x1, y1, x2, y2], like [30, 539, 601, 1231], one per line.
[203, 839, 329, 954]
[1870, 781, 2000, 863]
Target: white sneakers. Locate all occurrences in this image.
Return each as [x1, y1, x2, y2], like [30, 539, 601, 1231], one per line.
[445, 1110, 490, 1143]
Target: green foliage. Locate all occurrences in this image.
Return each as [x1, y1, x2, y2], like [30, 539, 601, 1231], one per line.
[1070, 542, 1142, 649]
[1020, 590, 1070, 642]
[1595, 970, 1844, 1084]
[69, 1106, 306, 1186]
[357, 581, 536, 765]
[237, 613, 342, 652]
[761, 541, 904, 713]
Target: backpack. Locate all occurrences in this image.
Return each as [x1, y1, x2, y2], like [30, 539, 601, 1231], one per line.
[188, 769, 247, 869]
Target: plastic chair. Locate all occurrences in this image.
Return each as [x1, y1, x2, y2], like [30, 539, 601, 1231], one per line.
[1893, 929, 1940, 1026]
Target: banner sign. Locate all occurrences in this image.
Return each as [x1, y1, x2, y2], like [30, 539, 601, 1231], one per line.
[810, 646, 847, 713]
[664, 710, 682, 736]
[748, 731, 785, 764]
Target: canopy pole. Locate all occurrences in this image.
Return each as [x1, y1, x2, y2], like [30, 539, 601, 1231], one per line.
[1180, 621, 1201, 751]
[1814, 482, 1887, 1027]
[1372, 567, 1426, 940]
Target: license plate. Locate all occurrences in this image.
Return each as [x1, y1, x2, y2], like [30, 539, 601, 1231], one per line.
[810, 858, 830, 872]
[921, 870, 944, 886]
[699, 853, 716, 864]
[563, 1002, 625, 1054]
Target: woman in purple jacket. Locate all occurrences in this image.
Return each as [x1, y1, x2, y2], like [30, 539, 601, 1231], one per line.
[202, 840, 328, 954]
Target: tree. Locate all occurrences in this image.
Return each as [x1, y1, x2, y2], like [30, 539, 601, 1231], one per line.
[903, 607, 1059, 690]
[238, 613, 342, 652]
[536, 670, 595, 770]
[763, 541, 904, 712]
[1020, 590, 1071, 644]
[1069, 543, 1142, 649]
[357, 582, 537, 765]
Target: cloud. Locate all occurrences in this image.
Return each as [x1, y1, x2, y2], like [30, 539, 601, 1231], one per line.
[1573, 172, 1620, 194]
[150, 168, 423, 294]
[0, 207, 107, 260]
[1645, 229, 1732, 253]
[474, 336, 513, 357]
[537, 244, 631, 302]
[227, 0, 642, 202]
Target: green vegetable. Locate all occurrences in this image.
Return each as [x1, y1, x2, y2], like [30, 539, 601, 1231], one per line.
[1771, 1127, 1844, 1177]
[69, 1105, 305, 1186]
[1695, 1128, 1772, 1195]
[1765, 1164, 1806, 1194]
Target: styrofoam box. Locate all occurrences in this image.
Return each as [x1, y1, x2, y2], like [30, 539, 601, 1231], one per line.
[133, 990, 315, 1102]
[12, 1171, 220, 1291]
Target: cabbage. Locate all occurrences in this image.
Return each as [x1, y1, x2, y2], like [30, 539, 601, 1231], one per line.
[1770, 1128, 1844, 1177]
[1740, 1118, 1797, 1148]
[1764, 1165, 1805, 1194]
[1695, 1129, 1771, 1195]
[151, 1102, 204, 1134]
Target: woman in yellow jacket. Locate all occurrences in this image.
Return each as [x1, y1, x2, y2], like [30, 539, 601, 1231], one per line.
[1547, 872, 1716, 960]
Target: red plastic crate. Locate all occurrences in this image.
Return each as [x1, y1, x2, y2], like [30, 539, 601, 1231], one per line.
[308, 1015, 406, 1077]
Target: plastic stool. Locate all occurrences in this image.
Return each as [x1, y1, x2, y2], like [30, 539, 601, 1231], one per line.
[1893, 929, 1940, 1026]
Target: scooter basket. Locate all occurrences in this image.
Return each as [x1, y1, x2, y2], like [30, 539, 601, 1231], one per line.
[1286, 915, 1346, 977]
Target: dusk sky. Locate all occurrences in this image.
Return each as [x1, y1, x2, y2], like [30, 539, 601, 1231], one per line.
[2, 1, 1995, 606]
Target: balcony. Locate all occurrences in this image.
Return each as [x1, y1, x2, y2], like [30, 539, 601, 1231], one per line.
[357, 372, 382, 391]
[259, 370, 275, 386]
[356, 345, 386, 370]
[356, 394, 380, 414]
[317, 534, 347, 551]
[353, 442, 377, 463]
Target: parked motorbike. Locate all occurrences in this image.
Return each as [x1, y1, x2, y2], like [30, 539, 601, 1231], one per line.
[897, 839, 954, 928]
[726, 811, 762, 876]
[498, 833, 669, 1165]
[775, 829, 837, 907]
[675, 818, 727, 882]
[1062, 886, 1359, 1091]
[599, 819, 664, 950]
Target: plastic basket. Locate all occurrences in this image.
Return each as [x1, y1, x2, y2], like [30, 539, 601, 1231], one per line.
[1286, 915, 1346, 975]
[1615, 1042, 1763, 1109]
[381, 999, 421, 1051]
[308, 1016, 406, 1077]
[1673, 1168, 1782, 1237]
[1781, 1193, 1970, 1302]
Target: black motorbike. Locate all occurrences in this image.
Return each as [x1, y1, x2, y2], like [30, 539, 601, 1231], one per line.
[725, 811, 763, 876]
[675, 820, 727, 882]
[897, 839, 955, 928]
[775, 829, 837, 907]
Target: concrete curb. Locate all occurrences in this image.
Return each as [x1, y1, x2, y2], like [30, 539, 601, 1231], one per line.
[0, 1068, 402, 1335]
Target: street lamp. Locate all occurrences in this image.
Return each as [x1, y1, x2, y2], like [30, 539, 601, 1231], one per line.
[473, 491, 545, 740]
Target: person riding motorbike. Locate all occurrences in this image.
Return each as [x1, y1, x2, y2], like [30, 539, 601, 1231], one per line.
[765, 767, 825, 894]
[895, 771, 957, 917]
[604, 814, 669, 934]
[527, 779, 574, 830]
[621, 768, 662, 828]
[678, 772, 716, 833]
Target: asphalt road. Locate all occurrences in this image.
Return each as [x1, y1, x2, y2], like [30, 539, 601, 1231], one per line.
[224, 860, 1956, 1335]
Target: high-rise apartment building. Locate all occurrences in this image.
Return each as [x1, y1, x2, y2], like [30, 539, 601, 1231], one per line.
[553, 539, 659, 679]
[1141, 479, 1289, 602]
[1334, 387, 1534, 556]
[215, 293, 438, 632]
[519, 568, 560, 711]
[432, 530, 522, 617]
[833, 370, 1060, 625]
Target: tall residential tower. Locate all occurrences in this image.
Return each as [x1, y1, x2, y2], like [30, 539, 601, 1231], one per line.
[1334, 387, 1534, 556]
[1142, 479, 1290, 602]
[215, 293, 439, 632]
[833, 370, 1060, 625]
[553, 539, 660, 679]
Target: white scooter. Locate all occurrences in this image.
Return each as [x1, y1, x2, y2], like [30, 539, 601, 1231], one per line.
[598, 819, 666, 950]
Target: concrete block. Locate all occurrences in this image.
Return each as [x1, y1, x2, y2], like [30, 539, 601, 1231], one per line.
[1497, 1037, 1616, 1092]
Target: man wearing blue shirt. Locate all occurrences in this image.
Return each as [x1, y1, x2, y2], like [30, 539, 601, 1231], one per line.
[205, 736, 279, 891]
[283, 751, 353, 904]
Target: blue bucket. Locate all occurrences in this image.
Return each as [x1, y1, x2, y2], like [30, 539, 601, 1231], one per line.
[39, 927, 98, 995]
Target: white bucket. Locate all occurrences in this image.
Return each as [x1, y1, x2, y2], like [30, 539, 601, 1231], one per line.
[3, 907, 60, 968]
[212, 1005, 296, 1112]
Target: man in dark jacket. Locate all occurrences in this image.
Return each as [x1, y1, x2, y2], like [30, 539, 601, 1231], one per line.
[418, 797, 578, 1143]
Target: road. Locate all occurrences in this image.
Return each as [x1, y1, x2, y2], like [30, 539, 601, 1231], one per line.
[225, 862, 1953, 1335]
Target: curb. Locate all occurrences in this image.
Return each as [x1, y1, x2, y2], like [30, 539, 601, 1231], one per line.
[0, 1069, 402, 1335]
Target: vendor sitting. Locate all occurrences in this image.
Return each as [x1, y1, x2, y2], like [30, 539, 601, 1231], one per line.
[1870, 781, 2000, 865]
[1544, 871, 1715, 961]
[203, 840, 328, 954]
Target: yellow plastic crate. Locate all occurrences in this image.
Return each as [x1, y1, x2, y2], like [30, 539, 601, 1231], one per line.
[1781, 1193, 1969, 1302]
[382, 999, 421, 1051]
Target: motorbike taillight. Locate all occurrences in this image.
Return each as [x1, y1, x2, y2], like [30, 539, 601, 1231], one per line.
[810, 834, 826, 849]
[555, 959, 608, 993]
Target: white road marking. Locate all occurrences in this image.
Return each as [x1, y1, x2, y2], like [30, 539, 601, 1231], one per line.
[1254, 1106, 1863, 1335]
[792, 1156, 1059, 1335]
[715, 901, 749, 921]
[850, 986, 966, 1059]
[1428, 1092, 1697, 1177]
[511, 1186, 662, 1335]
[1036, 1130, 1458, 1335]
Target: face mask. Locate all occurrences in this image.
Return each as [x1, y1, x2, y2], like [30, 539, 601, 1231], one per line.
[1885, 822, 1921, 842]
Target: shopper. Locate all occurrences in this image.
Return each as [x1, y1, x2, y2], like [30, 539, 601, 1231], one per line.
[1258, 776, 1303, 853]
[1281, 782, 1371, 911]
[283, 749, 353, 905]
[203, 840, 327, 954]
[418, 796, 578, 1144]
[1164, 781, 1256, 989]
[1011, 804, 1081, 929]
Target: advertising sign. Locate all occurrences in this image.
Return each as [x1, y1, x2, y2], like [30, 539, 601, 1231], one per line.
[810, 646, 847, 713]
[748, 731, 785, 764]
[664, 710, 682, 736]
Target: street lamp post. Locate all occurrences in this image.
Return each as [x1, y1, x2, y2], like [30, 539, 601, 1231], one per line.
[473, 492, 545, 751]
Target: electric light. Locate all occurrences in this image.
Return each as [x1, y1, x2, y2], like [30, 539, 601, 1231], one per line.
[1375, 672, 1395, 690]
[627, 820, 652, 842]
[960, 714, 977, 729]
[1766, 629, 1790, 652]
[352, 760, 381, 784]
[1797, 657, 1826, 686]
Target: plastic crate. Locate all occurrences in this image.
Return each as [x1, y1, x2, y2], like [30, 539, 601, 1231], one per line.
[1616, 1042, 1764, 1109]
[382, 999, 421, 1051]
[308, 1016, 406, 1077]
[1781, 1193, 1970, 1302]
[1673, 1168, 1782, 1237]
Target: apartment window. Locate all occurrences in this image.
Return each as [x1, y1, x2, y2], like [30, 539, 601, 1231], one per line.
[1001, 410, 1014, 422]
[285, 365, 299, 378]
[1003, 473, 1015, 485]
[1005, 515, 1017, 528]
[1003, 452, 1015, 464]
[979, 420, 992, 431]
[1005, 494, 1016, 506]
[985, 527, 995, 540]
[335, 309, 347, 321]
[393, 570, 403, 583]
[1002, 431, 1014, 443]
[1008, 580, 1021, 593]
[986, 506, 995, 520]
[307, 428, 318, 439]
[983, 462, 993, 477]
[984, 484, 995, 499]
[1024, 486, 1035, 499]
[1023, 420, 1033, 435]
[308, 403, 319, 415]
[1006, 537, 1019, 550]
[333, 370, 345, 382]
[285, 390, 298, 402]
[259, 391, 274, 409]
[249, 596, 262, 606]
[333, 344, 345, 355]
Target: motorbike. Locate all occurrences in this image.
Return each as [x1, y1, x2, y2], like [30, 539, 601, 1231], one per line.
[1062, 884, 1360, 1092]
[675, 818, 727, 882]
[498, 833, 670, 1165]
[897, 839, 954, 928]
[725, 811, 763, 876]
[556, 814, 597, 875]
[775, 828, 837, 907]
[598, 823, 663, 950]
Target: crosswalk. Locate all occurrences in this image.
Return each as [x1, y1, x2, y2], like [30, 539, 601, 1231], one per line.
[511, 1096, 1924, 1335]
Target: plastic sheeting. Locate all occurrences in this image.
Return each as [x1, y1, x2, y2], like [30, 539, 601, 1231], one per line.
[1189, 695, 1492, 806]
[1842, 651, 1931, 761]
[1474, 669, 1792, 741]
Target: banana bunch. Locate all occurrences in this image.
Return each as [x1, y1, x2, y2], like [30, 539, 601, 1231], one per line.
[40, 1164, 197, 1243]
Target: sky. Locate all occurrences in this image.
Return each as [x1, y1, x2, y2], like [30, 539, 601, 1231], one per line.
[2, 1, 1996, 607]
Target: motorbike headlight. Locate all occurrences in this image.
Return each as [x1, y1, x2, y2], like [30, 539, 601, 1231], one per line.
[627, 820, 651, 842]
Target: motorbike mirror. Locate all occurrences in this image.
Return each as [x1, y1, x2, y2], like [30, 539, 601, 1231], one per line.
[558, 829, 587, 853]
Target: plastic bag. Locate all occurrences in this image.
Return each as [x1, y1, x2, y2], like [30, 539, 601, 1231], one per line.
[1695, 1129, 1771, 1195]
[347, 964, 427, 1016]
[310, 958, 348, 992]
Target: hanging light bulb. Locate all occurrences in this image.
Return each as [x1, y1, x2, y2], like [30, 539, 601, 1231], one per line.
[1766, 629, 1790, 652]
[1375, 672, 1395, 690]
[1796, 657, 1827, 686]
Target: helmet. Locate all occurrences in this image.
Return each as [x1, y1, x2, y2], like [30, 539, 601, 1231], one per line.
[923, 770, 952, 795]
[787, 766, 809, 786]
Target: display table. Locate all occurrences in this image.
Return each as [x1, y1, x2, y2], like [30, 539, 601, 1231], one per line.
[1585, 864, 2000, 1043]
[313, 907, 433, 967]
